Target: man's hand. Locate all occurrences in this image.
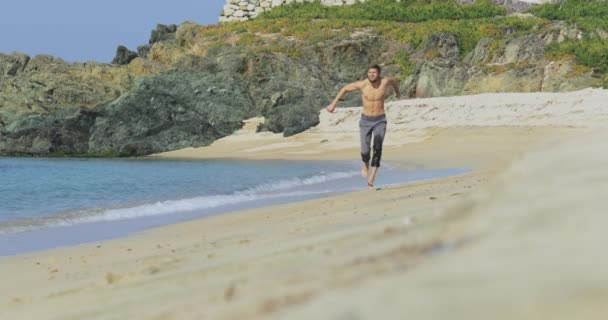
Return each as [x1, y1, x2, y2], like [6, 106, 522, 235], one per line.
[326, 82, 360, 113]
[388, 77, 401, 100]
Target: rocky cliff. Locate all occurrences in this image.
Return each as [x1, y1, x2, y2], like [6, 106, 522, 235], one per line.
[0, 0, 605, 156]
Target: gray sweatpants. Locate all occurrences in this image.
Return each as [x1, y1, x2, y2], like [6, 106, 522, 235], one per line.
[359, 114, 387, 167]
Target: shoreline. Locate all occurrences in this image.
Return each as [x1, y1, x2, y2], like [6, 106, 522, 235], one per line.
[0, 159, 467, 257]
[1, 165, 489, 319]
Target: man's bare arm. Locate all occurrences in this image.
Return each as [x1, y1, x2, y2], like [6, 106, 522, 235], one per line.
[388, 78, 401, 99]
[326, 82, 361, 113]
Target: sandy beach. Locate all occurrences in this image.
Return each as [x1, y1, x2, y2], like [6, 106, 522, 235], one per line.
[1, 89, 607, 319]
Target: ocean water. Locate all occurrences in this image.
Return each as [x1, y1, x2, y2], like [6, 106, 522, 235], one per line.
[0, 157, 468, 255]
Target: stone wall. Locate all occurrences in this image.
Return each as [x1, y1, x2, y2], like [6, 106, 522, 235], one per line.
[219, 0, 367, 22]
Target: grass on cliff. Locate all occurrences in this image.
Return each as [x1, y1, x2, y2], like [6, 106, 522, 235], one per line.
[258, 0, 506, 22]
[194, 13, 542, 55]
[530, 0, 608, 78]
[191, 0, 538, 54]
[529, 0, 608, 30]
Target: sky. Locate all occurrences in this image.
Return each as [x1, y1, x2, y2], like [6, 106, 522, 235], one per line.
[0, 0, 225, 63]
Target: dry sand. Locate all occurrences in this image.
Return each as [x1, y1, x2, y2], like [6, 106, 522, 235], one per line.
[1, 89, 607, 319]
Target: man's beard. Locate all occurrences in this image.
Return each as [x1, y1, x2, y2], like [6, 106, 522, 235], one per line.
[368, 76, 379, 83]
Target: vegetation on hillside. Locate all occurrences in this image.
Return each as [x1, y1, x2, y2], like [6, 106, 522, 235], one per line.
[176, 0, 608, 86]
[178, 0, 539, 78]
[530, 0, 608, 83]
[258, 0, 506, 22]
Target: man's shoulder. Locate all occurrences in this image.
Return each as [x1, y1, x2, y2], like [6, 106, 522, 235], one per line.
[352, 80, 366, 89]
[357, 79, 368, 85]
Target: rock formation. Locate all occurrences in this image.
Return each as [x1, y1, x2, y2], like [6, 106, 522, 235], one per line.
[0, 2, 603, 156]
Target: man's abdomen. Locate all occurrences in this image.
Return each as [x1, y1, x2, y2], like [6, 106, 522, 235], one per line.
[361, 101, 385, 116]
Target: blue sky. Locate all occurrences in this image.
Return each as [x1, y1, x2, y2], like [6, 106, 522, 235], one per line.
[0, 0, 225, 63]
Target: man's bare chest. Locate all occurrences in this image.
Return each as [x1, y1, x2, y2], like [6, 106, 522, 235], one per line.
[361, 83, 387, 101]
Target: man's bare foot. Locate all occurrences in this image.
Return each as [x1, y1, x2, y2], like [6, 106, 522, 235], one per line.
[361, 163, 369, 177]
[367, 181, 374, 189]
[367, 167, 378, 187]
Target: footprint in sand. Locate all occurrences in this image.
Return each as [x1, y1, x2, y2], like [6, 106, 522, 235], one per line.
[105, 272, 124, 284]
[140, 256, 183, 275]
[224, 285, 236, 301]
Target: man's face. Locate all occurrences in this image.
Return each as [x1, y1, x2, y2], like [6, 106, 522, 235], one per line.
[367, 68, 379, 82]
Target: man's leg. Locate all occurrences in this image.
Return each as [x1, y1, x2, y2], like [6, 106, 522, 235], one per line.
[359, 118, 373, 177]
[368, 120, 387, 187]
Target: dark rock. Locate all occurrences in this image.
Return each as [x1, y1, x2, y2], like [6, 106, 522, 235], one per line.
[464, 38, 493, 65]
[174, 53, 221, 73]
[0, 54, 125, 131]
[112, 45, 138, 65]
[540, 61, 596, 92]
[22, 55, 67, 73]
[87, 71, 254, 156]
[405, 59, 469, 98]
[503, 34, 545, 64]
[404, 32, 574, 97]
[238, 48, 351, 135]
[0, 108, 98, 156]
[405, 33, 468, 97]
[215, 53, 247, 74]
[149, 24, 177, 44]
[464, 66, 546, 93]
[263, 95, 323, 137]
[423, 33, 460, 61]
[137, 45, 151, 58]
[0, 52, 30, 76]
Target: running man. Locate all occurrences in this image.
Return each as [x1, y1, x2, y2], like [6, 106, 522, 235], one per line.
[326, 65, 400, 187]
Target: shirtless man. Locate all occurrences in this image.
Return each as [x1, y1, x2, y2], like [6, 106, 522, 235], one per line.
[326, 65, 400, 187]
